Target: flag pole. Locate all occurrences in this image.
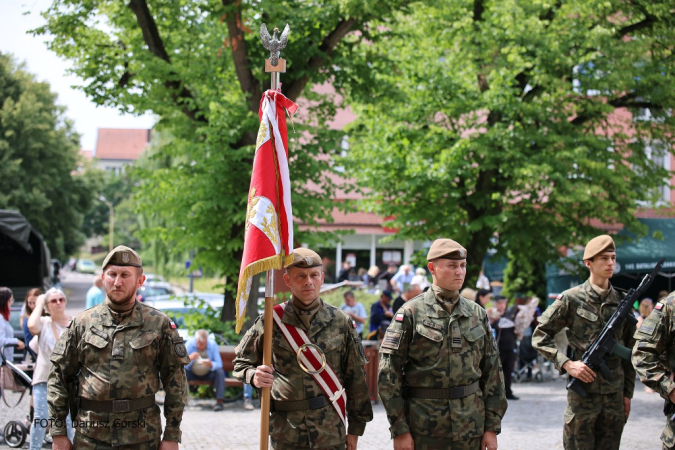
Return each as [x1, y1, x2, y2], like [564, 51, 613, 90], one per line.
[259, 24, 288, 450]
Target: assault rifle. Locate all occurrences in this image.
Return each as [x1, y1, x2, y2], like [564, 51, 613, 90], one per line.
[567, 258, 665, 398]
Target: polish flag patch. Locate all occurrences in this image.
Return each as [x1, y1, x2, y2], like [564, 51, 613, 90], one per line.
[170, 321, 177, 329]
[656, 303, 663, 311]
[395, 313, 405, 322]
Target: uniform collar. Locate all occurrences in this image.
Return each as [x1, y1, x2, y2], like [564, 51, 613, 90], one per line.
[583, 280, 619, 305]
[423, 288, 471, 318]
[98, 300, 144, 328]
[282, 298, 330, 337]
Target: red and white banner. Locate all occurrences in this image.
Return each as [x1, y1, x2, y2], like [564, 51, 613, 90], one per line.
[235, 90, 298, 333]
[272, 303, 347, 426]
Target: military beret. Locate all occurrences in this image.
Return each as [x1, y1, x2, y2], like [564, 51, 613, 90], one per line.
[102, 245, 142, 270]
[427, 239, 467, 261]
[286, 248, 323, 269]
[583, 235, 616, 260]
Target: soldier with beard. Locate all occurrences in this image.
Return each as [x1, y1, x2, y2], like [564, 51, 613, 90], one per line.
[48, 246, 189, 450]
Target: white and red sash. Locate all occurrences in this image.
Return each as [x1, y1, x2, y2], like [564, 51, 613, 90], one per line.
[272, 303, 347, 426]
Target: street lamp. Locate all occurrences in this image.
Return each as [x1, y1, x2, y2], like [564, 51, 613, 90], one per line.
[98, 196, 114, 252]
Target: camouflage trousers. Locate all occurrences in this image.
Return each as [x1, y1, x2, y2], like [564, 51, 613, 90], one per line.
[563, 390, 625, 450]
[661, 416, 675, 449]
[73, 432, 160, 450]
[271, 440, 345, 449]
[412, 435, 482, 450]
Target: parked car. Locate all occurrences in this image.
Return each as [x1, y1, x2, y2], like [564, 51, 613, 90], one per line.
[143, 293, 224, 309]
[143, 294, 224, 340]
[76, 259, 96, 274]
[143, 273, 164, 283]
[135, 285, 174, 302]
[145, 281, 174, 294]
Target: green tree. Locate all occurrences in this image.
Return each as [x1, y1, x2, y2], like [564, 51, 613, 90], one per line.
[0, 53, 93, 260]
[341, 0, 675, 284]
[33, 0, 409, 321]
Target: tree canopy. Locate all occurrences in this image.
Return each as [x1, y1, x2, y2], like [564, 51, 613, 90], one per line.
[0, 53, 93, 260]
[341, 0, 675, 286]
[33, 0, 410, 317]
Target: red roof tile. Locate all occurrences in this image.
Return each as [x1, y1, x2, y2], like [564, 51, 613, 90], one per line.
[95, 128, 151, 160]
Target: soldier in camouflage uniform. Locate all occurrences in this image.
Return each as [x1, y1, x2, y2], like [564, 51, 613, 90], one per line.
[233, 248, 373, 450]
[532, 235, 635, 450]
[378, 239, 507, 450]
[632, 290, 675, 449]
[48, 246, 189, 450]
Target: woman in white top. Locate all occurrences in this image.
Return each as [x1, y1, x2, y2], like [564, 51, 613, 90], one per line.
[0, 287, 25, 363]
[27, 288, 74, 449]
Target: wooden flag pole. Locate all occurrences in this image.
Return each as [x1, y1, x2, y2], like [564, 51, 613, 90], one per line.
[259, 25, 288, 450]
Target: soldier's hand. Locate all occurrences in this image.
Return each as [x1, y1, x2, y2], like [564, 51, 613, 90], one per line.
[623, 397, 631, 421]
[253, 365, 274, 388]
[346, 434, 358, 450]
[563, 360, 596, 383]
[393, 432, 414, 450]
[481, 430, 497, 450]
[158, 440, 179, 450]
[51, 435, 73, 450]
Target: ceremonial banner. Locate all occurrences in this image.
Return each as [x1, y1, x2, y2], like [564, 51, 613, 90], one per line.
[235, 90, 298, 333]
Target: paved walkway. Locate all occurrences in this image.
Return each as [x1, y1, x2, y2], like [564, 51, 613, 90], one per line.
[1, 377, 665, 449]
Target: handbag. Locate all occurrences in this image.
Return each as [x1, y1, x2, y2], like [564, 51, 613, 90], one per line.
[1, 364, 28, 407]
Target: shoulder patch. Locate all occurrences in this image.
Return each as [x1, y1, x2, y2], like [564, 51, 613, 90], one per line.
[656, 303, 663, 311]
[556, 294, 562, 300]
[395, 313, 405, 322]
[382, 329, 403, 350]
[170, 320, 177, 329]
[66, 319, 72, 328]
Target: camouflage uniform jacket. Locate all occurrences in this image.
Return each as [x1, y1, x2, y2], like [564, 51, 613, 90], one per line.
[48, 300, 189, 445]
[233, 299, 373, 448]
[633, 291, 675, 402]
[532, 280, 635, 397]
[378, 288, 507, 441]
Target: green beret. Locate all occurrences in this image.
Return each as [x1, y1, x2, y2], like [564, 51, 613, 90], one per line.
[427, 239, 467, 261]
[285, 248, 322, 269]
[583, 235, 616, 260]
[102, 245, 142, 270]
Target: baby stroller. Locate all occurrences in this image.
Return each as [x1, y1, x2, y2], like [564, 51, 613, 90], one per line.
[512, 335, 551, 383]
[0, 344, 35, 448]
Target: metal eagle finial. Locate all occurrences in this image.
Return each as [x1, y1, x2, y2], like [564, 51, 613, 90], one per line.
[260, 23, 290, 67]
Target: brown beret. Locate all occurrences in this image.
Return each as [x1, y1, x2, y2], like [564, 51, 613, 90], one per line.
[427, 239, 467, 261]
[583, 235, 616, 260]
[285, 248, 322, 269]
[102, 245, 142, 270]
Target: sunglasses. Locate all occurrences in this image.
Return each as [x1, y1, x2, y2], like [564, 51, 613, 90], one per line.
[49, 298, 66, 304]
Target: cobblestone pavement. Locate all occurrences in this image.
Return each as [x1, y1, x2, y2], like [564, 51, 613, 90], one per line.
[0, 377, 665, 449]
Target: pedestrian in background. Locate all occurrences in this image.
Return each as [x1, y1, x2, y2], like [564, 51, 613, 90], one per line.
[391, 265, 414, 293]
[0, 287, 25, 363]
[21, 288, 42, 359]
[370, 290, 394, 338]
[340, 291, 367, 337]
[366, 265, 380, 287]
[492, 296, 519, 400]
[476, 288, 492, 309]
[338, 261, 352, 282]
[533, 235, 635, 450]
[27, 288, 74, 449]
[85, 276, 104, 309]
[392, 283, 422, 315]
[409, 267, 430, 291]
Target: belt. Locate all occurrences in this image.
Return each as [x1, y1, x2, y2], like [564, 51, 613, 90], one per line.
[80, 396, 156, 413]
[406, 381, 480, 400]
[271, 396, 328, 412]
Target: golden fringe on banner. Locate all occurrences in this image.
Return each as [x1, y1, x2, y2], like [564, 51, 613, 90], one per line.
[235, 253, 297, 333]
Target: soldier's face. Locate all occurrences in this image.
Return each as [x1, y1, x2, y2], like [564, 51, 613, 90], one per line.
[585, 252, 616, 280]
[428, 259, 466, 291]
[283, 266, 324, 306]
[102, 266, 146, 306]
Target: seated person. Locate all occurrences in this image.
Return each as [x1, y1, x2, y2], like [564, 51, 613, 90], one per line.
[369, 290, 393, 339]
[186, 329, 226, 411]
